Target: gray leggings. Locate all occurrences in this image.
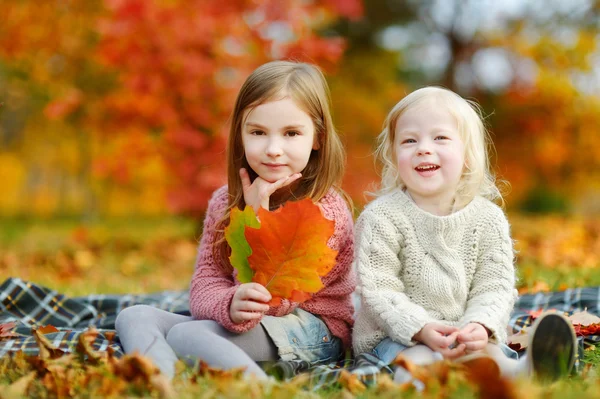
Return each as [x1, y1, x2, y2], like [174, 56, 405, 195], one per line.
[115, 305, 278, 379]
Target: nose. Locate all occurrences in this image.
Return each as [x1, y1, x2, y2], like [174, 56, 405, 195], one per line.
[265, 136, 283, 157]
[416, 141, 432, 156]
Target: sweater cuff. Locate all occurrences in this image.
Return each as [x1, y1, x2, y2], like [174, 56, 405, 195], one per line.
[387, 311, 433, 347]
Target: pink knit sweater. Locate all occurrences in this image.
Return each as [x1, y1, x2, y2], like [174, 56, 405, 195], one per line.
[189, 185, 356, 348]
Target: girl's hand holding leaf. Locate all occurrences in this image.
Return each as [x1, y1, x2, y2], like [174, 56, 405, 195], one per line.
[230, 282, 272, 324]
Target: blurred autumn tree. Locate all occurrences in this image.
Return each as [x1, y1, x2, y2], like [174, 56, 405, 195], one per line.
[2, 0, 599, 218]
[329, 0, 600, 213]
[0, 0, 361, 218]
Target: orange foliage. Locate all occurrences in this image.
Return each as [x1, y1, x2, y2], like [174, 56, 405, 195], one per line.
[93, 0, 361, 217]
[488, 30, 600, 207]
[246, 199, 338, 305]
[0, 0, 361, 218]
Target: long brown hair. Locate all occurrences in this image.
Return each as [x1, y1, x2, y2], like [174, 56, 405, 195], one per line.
[214, 60, 348, 269]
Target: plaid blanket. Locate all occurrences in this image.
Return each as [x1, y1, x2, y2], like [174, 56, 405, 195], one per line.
[1, 277, 596, 386]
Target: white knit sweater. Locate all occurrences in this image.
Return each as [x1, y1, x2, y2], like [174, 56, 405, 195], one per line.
[352, 189, 518, 355]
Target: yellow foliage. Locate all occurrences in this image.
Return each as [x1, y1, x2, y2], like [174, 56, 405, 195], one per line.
[0, 153, 26, 213]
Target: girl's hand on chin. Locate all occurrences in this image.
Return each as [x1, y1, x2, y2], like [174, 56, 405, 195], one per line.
[240, 168, 302, 213]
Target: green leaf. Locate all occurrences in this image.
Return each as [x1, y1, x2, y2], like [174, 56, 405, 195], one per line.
[225, 206, 260, 283]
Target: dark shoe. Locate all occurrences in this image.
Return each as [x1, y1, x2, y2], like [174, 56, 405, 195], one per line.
[527, 312, 577, 382]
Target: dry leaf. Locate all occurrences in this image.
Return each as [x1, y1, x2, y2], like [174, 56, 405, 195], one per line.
[75, 327, 103, 364]
[338, 369, 366, 394]
[0, 321, 18, 340]
[569, 310, 600, 326]
[3, 371, 37, 398]
[459, 356, 517, 399]
[37, 324, 59, 335]
[32, 327, 65, 359]
[507, 330, 530, 351]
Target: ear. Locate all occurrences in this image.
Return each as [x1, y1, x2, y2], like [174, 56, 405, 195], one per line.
[312, 133, 321, 150]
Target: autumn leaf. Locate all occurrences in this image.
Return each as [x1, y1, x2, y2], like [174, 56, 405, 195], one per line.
[507, 330, 530, 351]
[32, 327, 65, 359]
[246, 199, 337, 305]
[0, 322, 18, 340]
[569, 310, 600, 326]
[225, 206, 260, 283]
[338, 370, 366, 394]
[37, 324, 59, 335]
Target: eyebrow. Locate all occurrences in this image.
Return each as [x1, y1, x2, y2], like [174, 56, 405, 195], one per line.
[245, 122, 306, 130]
[397, 127, 454, 135]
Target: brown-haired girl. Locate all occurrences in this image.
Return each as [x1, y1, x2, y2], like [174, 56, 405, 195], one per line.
[116, 61, 355, 380]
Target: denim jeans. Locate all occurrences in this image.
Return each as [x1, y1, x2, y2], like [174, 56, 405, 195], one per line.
[261, 308, 342, 362]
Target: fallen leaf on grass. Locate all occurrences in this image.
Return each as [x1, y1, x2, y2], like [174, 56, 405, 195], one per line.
[2, 371, 37, 398]
[460, 356, 518, 399]
[192, 361, 246, 382]
[338, 369, 366, 394]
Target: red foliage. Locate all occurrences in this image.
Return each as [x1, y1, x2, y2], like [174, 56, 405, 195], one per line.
[94, 0, 361, 217]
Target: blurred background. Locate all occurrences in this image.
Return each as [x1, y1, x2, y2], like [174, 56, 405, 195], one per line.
[1, 0, 599, 294]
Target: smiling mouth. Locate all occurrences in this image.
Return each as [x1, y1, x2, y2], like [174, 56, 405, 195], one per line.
[415, 164, 440, 172]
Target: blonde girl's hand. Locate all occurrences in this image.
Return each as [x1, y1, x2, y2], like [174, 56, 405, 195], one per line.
[239, 168, 302, 213]
[413, 323, 466, 359]
[457, 323, 489, 352]
[230, 283, 272, 324]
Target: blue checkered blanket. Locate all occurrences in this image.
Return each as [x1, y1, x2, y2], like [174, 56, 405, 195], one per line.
[1, 277, 598, 386]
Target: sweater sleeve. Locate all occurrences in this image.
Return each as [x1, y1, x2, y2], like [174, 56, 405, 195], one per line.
[459, 210, 518, 344]
[355, 209, 436, 346]
[188, 187, 261, 333]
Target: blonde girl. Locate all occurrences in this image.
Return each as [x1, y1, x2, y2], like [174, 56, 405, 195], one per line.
[352, 87, 577, 382]
[116, 61, 355, 379]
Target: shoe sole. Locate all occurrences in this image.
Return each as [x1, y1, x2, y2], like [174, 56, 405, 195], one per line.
[527, 312, 577, 382]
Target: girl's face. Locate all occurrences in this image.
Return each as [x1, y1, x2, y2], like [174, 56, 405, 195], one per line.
[394, 101, 465, 212]
[242, 97, 318, 183]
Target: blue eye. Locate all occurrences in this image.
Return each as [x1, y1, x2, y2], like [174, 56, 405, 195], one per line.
[402, 138, 416, 144]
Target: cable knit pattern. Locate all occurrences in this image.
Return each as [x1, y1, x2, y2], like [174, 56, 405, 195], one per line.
[352, 189, 518, 355]
[189, 185, 356, 349]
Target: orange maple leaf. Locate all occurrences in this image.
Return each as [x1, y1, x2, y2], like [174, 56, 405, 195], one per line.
[246, 199, 337, 305]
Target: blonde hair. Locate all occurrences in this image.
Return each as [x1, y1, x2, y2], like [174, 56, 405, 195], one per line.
[216, 60, 349, 267]
[374, 86, 502, 210]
